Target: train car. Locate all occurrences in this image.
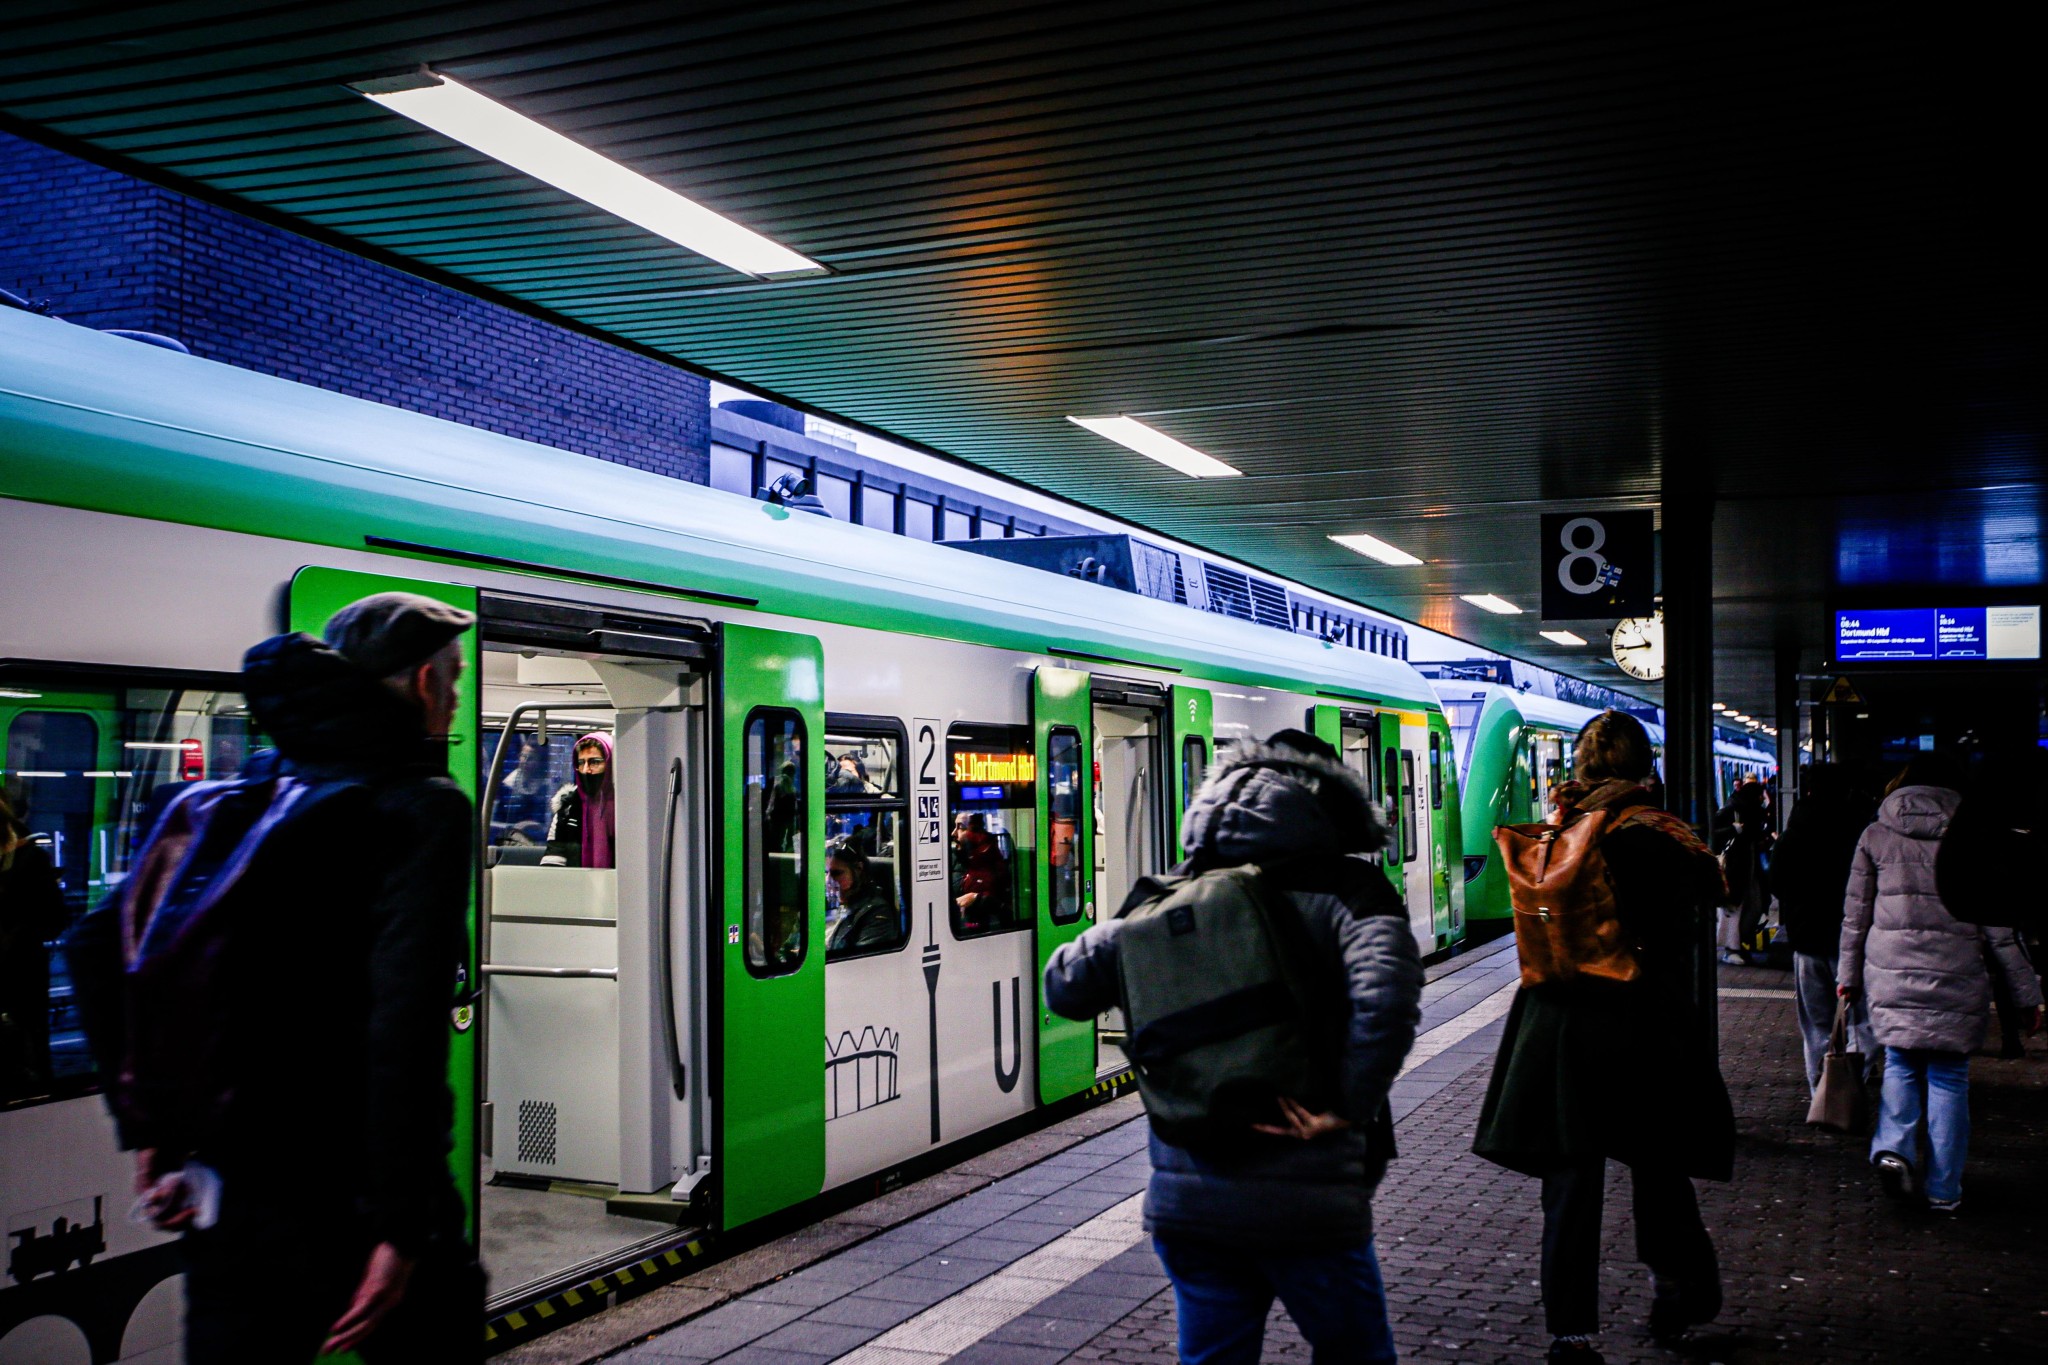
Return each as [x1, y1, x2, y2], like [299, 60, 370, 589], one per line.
[1440, 678, 1783, 925]
[0, 307, 1464, 1360]
[1433, 685, 1654, 925]
[1713, 735, 1778, 810]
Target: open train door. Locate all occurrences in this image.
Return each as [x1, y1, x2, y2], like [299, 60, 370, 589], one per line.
[288, 566, 483, 1231]
[1032, 665, 1095, 1104]
[715, 623, 826, 1228]
[1167, 684, 1212, 861]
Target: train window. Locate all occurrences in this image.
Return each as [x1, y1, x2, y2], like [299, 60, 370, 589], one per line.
[946, 724, 1036, 938]
[1046, 727, 1084, 925]
[743, 709, 808, 976]
[824, 720, 909, 961]
[1429, 732, 1444, 810]
[2, 673, 262, 1106]
[1400, 750, 1418, 863]
[1180, 735, 1207, 814]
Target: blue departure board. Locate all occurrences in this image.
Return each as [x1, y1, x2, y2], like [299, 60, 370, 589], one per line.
[1836, 606, 2041, 661]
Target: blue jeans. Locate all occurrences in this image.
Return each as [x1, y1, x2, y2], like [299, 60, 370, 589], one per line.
[1154, 1235, 1397, 1364]
[1871, 1047, 1972, 1204]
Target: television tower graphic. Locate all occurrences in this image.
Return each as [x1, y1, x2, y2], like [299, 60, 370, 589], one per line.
[923, 902, 942, 1143]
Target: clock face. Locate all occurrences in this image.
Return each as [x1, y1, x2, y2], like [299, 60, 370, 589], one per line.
[1610, 610, 1666, 680]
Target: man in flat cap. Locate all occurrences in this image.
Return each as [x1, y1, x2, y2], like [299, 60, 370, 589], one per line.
[92, 592, 484, 1362]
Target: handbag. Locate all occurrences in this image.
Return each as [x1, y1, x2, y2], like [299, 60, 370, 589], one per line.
[1806, 998, 1871, 1133]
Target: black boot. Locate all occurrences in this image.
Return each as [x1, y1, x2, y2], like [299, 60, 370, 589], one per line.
[1649, 1273, 1723, 1343]
[1548, 1338, 1606, 1364]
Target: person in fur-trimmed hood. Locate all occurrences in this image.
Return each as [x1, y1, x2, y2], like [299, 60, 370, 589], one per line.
[1045, 729, 1421, 1365]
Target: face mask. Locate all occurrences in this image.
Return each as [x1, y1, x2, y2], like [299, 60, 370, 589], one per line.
[578, 767, 604, 794]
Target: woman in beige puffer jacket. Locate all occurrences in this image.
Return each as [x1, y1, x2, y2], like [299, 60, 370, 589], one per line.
[1840, 756, 2042, 1211]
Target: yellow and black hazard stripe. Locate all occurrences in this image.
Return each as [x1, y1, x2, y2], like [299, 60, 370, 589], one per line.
[484, 1237, 713, 1354]
[1089, 1067, 1136, 1098]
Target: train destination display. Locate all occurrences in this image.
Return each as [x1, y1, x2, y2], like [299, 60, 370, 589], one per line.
[1834, 605, 2041, 661]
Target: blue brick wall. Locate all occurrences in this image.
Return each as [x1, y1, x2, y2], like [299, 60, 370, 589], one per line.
[0, 132, 707, 482]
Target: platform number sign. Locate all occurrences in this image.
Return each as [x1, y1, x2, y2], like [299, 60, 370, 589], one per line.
[913, 719, 945, 883]
[1539, 510, 1654, 620]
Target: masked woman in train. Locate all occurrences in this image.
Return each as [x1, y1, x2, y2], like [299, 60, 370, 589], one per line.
[542, 731, 617, 868]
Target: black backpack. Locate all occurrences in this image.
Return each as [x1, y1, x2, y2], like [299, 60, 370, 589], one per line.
[1113, 863, 1350, 1148]
[70, 768, 363, 1152]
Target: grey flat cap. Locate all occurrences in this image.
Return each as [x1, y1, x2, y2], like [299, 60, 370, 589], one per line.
[324, 591, 476, 677]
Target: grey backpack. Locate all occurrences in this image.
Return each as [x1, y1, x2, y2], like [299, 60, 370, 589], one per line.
[1114, 864, 1337, 1147]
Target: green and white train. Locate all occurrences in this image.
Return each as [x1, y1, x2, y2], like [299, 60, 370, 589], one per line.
[0, 308, 1467, 1360]
[1436, 681, 1777, 925]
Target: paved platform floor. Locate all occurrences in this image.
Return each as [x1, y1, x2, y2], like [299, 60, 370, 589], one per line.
[593, 941, 2046, 1363]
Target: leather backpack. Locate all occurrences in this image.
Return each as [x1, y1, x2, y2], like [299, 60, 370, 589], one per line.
[1494, 807, 1657, 987]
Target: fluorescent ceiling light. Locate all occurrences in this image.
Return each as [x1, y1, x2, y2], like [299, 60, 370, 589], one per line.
[1328, 533, 1422, 566]
[1460, 594, 1522, 615]
[1539, 630, 1587, 646]
[0, 687, 40, 699]
[1066, 416, 1241, 478]
[1711, 702, 1726, 711]
[355, 71, 821, 278]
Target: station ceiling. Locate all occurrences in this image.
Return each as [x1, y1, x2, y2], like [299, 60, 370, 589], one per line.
[5, 2, 2040, 728]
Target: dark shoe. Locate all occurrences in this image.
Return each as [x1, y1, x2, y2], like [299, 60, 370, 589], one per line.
[1548, 1340, 1605, 1364]
[1649, 1276, 1724, 1343]
[1928, 1197, 1961, 1214]
[1875, 1150, 1918, 1202]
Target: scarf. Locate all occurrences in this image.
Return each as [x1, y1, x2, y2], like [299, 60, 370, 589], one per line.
[1553, 777, 1719, 862]
[576, 732, 616, 870]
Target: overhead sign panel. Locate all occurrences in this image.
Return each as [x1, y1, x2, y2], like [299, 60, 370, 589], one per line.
[1834, 606, 2041, 661]
[1539, 510, 1654, 620]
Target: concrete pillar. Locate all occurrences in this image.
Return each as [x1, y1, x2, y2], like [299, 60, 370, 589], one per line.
[1775, 644, 1803, 814]
[1660, 468, 1716, 1051]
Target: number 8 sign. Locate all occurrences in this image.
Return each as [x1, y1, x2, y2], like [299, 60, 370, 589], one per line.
[1539, 510, 1654, 620]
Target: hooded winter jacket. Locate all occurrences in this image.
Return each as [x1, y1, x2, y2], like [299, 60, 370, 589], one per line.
[1043, 740, 1422, 1252]
[1839, 784, 2041, 1053]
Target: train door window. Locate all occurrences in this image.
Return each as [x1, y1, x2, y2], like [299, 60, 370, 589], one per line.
[1046, 727, 1084, 925]
[1400, 750, 1418, 863]
[745, 710, 807, 975]
[1180, 735, 1207, 814]
[947, 724, 1035, 937]
[1091, 702, 1166, 923]
[823, 721, 908, 959]
[1338, 719, 1377, 858]
[2, 673, 260, 1106]
[1439, 697, 1482, 780]
[1383, 746, 1401, 859]
[1429, 731, 1444, 810]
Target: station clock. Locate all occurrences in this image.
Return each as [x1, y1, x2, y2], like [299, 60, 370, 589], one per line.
[1610, 609, 1665, 681]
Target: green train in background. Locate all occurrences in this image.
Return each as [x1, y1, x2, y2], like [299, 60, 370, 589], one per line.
[1435, 682, 1778, 925]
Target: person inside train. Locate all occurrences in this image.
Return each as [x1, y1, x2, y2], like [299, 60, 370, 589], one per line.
[826, 751, 873, 795]
[825, 839, 901, 956]
[950, 811, 1011, 929]
[542, 732, 616, 868]
[0, 789, 66, 1101]
[766, 759, 801, 852]
[1475, 709, 1732, 1361]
